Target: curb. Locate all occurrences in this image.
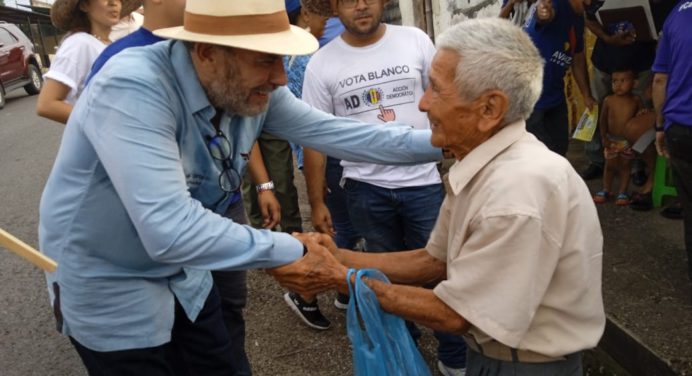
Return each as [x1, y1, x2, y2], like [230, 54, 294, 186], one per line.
[599, 315, 679, 376]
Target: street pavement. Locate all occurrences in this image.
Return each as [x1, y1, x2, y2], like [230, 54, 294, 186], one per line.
[1, 92, 691, 375]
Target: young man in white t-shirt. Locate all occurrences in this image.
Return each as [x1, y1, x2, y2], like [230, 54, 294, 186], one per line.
[298, 0, 466, 374]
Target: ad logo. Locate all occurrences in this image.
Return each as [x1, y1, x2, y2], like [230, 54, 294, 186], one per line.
[362, 88, 384, 107]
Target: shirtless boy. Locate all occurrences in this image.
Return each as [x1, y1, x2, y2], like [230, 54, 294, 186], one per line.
[594, 69, 644, 205]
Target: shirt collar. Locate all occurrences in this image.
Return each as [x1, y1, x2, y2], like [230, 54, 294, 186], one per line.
[168, 40, 215, 120]
[447, 120, 527, 196]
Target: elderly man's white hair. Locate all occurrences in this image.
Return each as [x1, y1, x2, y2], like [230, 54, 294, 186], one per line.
[437, 18, 544, 124]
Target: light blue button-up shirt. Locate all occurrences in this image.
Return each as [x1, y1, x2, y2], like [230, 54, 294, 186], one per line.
[39, 40, 440, 352]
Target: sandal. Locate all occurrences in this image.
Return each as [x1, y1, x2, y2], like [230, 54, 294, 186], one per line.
[593, 191, 610, 204]
[615, 192, 631, 206]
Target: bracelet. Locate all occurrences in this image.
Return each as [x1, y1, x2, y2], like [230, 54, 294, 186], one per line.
[654, 124, 665, 132]
[255, 180, 274, 192]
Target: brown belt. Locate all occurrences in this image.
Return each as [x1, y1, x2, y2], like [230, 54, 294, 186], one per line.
[463, 334, 566, 363]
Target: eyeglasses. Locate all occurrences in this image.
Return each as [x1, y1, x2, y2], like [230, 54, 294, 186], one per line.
[339, 0, 378, 8]
[206, 130, 241, 194]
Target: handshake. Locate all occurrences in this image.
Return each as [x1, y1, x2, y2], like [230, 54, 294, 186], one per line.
[266, 232, 351, 296]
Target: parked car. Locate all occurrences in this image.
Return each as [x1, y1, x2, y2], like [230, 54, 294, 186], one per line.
[0, 22, 43, 109]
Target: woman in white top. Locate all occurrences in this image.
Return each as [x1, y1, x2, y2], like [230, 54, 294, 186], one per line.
[36, 0, 140, 123]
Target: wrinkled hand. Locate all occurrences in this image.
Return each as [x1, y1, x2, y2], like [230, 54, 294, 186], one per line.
[257, 190, 281, 229]
[266, 237, 347, 296]
[655, 130, 668, 157]
[293, 232, 340, 258]
[310, 201, 335, 237]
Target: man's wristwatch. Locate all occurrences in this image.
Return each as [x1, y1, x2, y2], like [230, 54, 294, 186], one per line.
[256, 181, 275, 193]
[654, 123, 665, 132]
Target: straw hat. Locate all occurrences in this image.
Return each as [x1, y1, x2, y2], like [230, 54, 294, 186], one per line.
[51, 0, 143, 31]
[154, 0, 319, 56]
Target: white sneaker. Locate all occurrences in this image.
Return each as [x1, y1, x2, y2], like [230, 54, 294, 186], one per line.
[437, 360, 466, 376]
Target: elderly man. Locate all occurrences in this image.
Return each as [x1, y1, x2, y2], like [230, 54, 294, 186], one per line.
[299, 0, 466, 372]
[274, 18, 605, 375]
[38, 0, 440, 373]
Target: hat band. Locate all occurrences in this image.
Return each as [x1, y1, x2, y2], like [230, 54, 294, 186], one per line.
[184, 11, 290, 36]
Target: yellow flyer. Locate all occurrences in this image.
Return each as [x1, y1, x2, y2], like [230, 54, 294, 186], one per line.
[572, 106, 599, 142]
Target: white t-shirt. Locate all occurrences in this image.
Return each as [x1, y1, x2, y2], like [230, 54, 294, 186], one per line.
[44, 32, 106, 105]
[302, 25, 440, 189]
[427, 121, 605, 357]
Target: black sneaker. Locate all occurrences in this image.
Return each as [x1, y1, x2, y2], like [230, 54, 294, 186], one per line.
[334, 293, 349, 310]
[284, 292, 331, 330]
[580, 164, 603, 180]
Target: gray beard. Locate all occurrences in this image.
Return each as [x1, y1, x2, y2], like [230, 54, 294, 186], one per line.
[204, 55, 269, 117]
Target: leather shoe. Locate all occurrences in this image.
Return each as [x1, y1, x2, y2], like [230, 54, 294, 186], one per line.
[580, 164, 603, 180]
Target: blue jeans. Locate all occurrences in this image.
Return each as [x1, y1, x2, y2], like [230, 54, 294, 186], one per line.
[325, 157, 360, 249]
[343, 178, 467, 368]
[290, 143, 303, 170]
[343, 179, 443, 251]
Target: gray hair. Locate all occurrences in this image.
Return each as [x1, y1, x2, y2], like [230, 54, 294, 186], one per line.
[436, 18, 544, 124]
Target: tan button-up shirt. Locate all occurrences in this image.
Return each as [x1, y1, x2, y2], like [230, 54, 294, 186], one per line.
[428, 121, 605, 357]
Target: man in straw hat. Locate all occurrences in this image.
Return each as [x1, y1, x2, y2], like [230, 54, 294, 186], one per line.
[38, 0, 441, 373]
[86, 1, 271, 373]
[271, 18, 605, 376]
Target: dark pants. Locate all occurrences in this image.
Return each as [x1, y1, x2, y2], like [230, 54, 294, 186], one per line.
[70, 287, 237, 376]
[211, 270, 250, 375]
[666, 124, 692, 282]
[466, 349, 582, 376]
[209, 199, 252, 375]
[526, 102, 569, 156]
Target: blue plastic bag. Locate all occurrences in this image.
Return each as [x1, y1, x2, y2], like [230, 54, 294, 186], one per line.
[346, 268, 431, 376]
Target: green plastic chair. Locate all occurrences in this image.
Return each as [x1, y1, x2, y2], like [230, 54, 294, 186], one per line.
[652, 155, 678, 208]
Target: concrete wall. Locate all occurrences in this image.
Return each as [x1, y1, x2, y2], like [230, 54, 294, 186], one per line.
[398, 0, 504, 37]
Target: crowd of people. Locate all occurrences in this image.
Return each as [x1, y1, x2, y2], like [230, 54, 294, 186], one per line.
[31, 0, 690, 375]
